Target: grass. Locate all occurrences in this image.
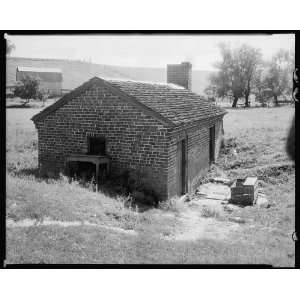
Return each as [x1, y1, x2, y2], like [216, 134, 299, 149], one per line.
[7, 225, 293, 265]
[5, 105, 295, 266]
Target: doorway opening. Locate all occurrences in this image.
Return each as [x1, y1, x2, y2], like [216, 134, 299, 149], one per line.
[209, 126, 215, 164]
[177, 139, 187, 196]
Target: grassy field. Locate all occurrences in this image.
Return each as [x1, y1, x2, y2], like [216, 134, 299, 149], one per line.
[6, 105, 295, 266]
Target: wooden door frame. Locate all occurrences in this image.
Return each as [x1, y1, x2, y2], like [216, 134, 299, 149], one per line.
[177, 137, 188, 196]
[181, 138, 188, 195]
[209, 126, 215, 164]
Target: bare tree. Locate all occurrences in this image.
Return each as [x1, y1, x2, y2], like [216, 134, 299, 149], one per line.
[239, 45, 262, 107]
[210, 43, 262, 108]
[262, 49, 294, 106]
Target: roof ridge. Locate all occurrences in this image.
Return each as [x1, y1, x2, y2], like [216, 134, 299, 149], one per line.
[104, 77, 185, 89]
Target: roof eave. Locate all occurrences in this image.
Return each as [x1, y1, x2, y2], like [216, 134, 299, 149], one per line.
[172, 110, 227, 129]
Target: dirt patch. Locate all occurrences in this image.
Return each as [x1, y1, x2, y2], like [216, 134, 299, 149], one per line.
[163, 208, 239, 242]
[159, 196, 240, 242]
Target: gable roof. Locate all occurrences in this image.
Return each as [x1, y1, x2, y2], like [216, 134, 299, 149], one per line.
[31, 77, 226, 126]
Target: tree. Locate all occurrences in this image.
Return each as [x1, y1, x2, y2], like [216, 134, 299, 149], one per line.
[252, 64, 270, 107]
[204, 85, 218, 103]
[239, 45, 262, 107]
[210, 43, 262, 108]
[262, 49, 294, 106]
[14, 76, 41, 106]
[6, 39, 15, 56]
[37, 88, 49, 107]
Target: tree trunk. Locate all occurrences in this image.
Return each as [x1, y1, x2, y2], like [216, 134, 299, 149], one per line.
[232, 96, 239, 108]
[22, 98, 30, 107]
[274, 94, 279, 106]
[245, 81, 251, 107]
[245, 93, 250, 107]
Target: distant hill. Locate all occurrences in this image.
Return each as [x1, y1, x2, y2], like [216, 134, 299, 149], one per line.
[6, 57, 212, 95]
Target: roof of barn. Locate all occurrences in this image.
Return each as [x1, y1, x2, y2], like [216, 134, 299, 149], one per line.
[17, 66, 62, 73]
[31, 77, 227, 126]
[16, 66, 63, 83]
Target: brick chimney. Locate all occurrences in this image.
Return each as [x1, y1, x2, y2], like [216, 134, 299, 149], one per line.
[167, 62, 192, 90]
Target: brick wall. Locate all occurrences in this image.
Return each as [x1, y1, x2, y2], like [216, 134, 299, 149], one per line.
[167, 116, 224, 199]
[167, 62, 192, 90]
[34, 80, 224, 201]
[35, 84, 169, 200]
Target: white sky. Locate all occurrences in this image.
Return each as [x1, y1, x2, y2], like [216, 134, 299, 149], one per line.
[7, 34, 295, 71]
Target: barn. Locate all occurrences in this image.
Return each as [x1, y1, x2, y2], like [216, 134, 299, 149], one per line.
[16, 66, 63, 96]
[31, 62, 226, 201]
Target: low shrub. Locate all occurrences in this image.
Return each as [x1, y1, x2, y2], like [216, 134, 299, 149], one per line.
[200, 205, 220, 218]
[256, 164, 295, 184]
[159, 196, 185, 213]
[103, 170, 159, 207]
[221, 137, 238, 155]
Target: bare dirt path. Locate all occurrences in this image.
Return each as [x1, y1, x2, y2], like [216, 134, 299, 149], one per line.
[6, 218, 137, 236]
[166, 208, 240, 241]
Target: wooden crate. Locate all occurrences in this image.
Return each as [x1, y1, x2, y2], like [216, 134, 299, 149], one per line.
[230, 177, 258, 205]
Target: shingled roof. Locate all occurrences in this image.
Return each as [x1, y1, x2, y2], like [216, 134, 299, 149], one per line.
[32, 77, 226, 125]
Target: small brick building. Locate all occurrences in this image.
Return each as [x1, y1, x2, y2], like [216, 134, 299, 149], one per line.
[16, 66, 63, 96]
[32, 62, 226, 201]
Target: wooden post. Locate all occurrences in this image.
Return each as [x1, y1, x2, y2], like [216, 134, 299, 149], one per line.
[95, 162, 99, 192]
[106, 161, 110, 176]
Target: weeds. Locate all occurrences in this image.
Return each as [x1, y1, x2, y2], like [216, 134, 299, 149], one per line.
[200, 205, 222, 219]
[198, 165, 229, 185]
[159, 196, 186, 213]
[256, 164, 295, 184]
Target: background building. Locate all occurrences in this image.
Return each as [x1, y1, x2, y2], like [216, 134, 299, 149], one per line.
[16, 66, 63, 96]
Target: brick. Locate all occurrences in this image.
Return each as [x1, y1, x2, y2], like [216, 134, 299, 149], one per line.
[33, 78, 225, 201]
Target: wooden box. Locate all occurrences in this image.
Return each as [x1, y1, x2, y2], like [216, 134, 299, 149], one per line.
[230, 177, 258, 206]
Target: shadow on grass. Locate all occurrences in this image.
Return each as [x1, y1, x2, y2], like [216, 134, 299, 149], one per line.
[12, 167, 59, 181]
[6, 103, 44, 109]
[11, 167, 155, 212]
[99, 182, 155, 212]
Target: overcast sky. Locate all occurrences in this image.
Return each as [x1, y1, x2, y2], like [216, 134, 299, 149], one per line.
[7, 34, 295, 71]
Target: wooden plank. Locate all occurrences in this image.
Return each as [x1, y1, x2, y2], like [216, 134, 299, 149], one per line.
[176, 140, 182, 196]
[244, 177, 258, 186]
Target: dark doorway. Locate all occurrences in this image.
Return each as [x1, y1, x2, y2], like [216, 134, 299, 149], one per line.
[209, 126, 215, 164]
[68, 161, 96, 181]
[177, 139, 187, 195]
[88, 137, 106, 155]
[67, 161, 107, 185]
